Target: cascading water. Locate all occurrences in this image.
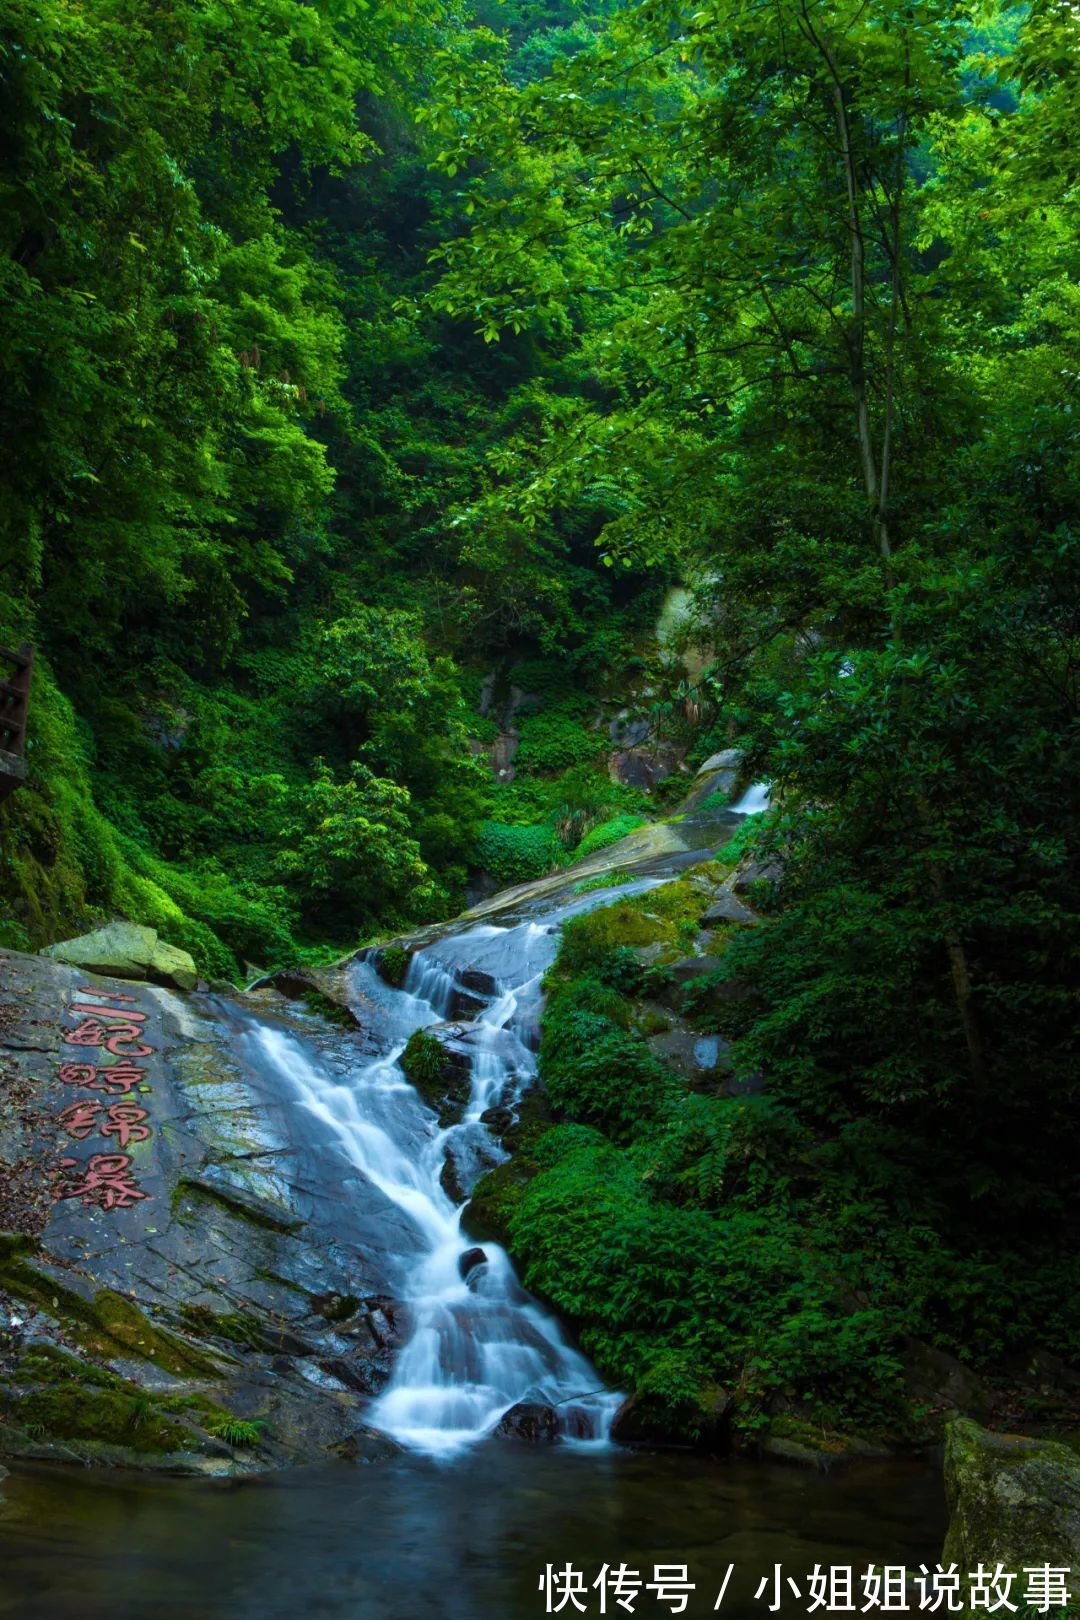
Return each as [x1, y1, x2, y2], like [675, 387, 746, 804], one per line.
[730, 780, 770, 815]
[234, 888, 668, 1458]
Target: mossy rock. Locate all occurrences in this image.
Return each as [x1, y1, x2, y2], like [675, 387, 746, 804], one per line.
[374, 944, 410, 987]
[943, 1417, 1080, 1605]
[761, 1413, 887, 1468]
[14, 1344, 125, 1391]
[463, 1159, 532, 1246]
[611, 1373, 733, 1449]
[41, 920, 197, 990]
[400, 1026, 476, 1123]
[0, 1249, 220, 1378]
[12, 1385, 193, 1454]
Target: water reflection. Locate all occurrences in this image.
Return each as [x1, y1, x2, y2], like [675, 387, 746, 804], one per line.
[0, 1447, 945, 1620]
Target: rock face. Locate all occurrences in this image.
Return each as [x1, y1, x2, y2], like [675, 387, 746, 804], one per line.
[42, 922, 198, 992]
[493, 1400, 559, 1442]
[0, 947, 406, 1475]
[610, 1383, 733, 1449]
[701, 890, 757, 927]
[680, 749, 744, 812]
[943, 1419, 1080, 1602]
[608, 742, 684, 793]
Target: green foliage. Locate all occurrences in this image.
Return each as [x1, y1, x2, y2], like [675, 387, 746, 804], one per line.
[573, 814, 647, 861]
[401, 1028, 446, 1088]
[278, 763, 434, 935]
[515, 708, 603, 775]
[0, 0, 656, 958]
[208, 1416, 265, 1449]
[377, 945, 411, 987]
[474, 819, 559, 886]
[500, 1122, 901, 1432]
[2, 0, 1077, 1454]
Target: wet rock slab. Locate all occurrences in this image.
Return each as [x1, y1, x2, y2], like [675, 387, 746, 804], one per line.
[0, 948, 407, 1475]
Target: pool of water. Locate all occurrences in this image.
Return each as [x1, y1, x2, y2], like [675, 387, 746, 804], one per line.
[0, 1446, 946, 1620]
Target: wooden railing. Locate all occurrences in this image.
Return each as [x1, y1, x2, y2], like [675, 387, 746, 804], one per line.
[0, 642, 33, 802]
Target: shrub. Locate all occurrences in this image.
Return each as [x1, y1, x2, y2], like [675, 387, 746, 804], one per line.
[473, 820, 558, 885]
[378, 944, 410, 986]
[515, 710, 603, 775]
[401, 1028, 445, 1088]
[573, 813, 647, 860]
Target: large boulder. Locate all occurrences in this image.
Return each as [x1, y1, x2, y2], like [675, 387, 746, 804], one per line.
[611, 1382, 732, 1450]
[608, 743, 684, 793]
[943, 1418, 1080, 1606]
[701, 890, 757, 927]
[42, 921, 197, 992]
[680, 749, 744, 812]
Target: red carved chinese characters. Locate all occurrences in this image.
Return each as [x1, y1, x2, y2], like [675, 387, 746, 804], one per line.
[73, 1004, 146, 1022]
[52, 991, 154, 1212]
[56, 1097, 150, 1149]
[63, 1016, 152, 1058]
[57, 1060, 146, 1094]
[100, 1100, 150, 1148]
[53, 1154, 149, 1211]
[57, 1099, 104, 1139]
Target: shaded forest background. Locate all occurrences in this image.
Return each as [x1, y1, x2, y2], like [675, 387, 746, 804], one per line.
[1, 0, 1077, 1433]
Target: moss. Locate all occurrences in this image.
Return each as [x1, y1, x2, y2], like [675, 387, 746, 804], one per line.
[572, 871, 635, 894]
[253, 1267, 308, 1296]
[632, 1007, 672, 1037]
[376, 944, 410, 987]
[401, 1029, 446, 1091]
[175, 1176, 301, 1233]
[463, 1159, 533, 1246]
[12, 1385, 192, 1453]
[90, 1289, 221, 1376]
[179, 1303, 273, 1350]
[14, 1344, 125, 1391]
[299, 987, 354, 1026]
[161, 1391, 231, 1422]
[0, 1252, 219, 1377]
[943, 1418, 1080, 1597]
[767, 1412, 868, 1456]
[557, 901, 672, 975]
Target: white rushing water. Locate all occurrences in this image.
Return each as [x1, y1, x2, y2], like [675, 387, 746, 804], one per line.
[730, 780, 770, 815]
[240, 902, 643, 1458]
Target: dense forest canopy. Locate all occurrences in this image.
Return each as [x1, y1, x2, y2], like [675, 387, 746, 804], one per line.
[1, 0, 1077, 1428]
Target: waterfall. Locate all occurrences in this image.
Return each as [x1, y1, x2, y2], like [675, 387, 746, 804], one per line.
[730, 780, 770, 815]
[234, 902, 649, 1458]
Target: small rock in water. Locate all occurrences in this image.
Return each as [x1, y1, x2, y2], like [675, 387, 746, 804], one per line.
[458, 1246, 488, 1279]
[493, 1401, 560, 1443]
[456, 967, 498, 998]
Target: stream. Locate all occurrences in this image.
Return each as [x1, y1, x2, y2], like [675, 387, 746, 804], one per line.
[0, 801, 948, 1615]
[233, 884, 657, 1457]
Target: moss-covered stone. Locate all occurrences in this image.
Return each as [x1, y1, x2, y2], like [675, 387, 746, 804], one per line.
[401, 1029, 446, 1094]
[761, 1412, 886, 1467]
[179, 1304, 278, 1351]
[463, 1159, 532, 1246]
[375, 945, 410, 987]
[0, 1249, 220, 1377]
[943, 1418, 1080, 1606]
[14, 1344, 125, 1391]
[12, 1385, 193, 1453]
